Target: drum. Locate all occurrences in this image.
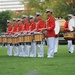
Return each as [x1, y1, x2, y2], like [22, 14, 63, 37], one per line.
[64, 32, 75, 40]
[23, 34, 32, 43]
[18, 35, 24, 43]
[12, 36, 18, 44]
[33, 32, 44, 42]
[7, 37, 12, 44]
[2, 37, 7, 44]
[58, 19, 66, 32]
[0, 36, 2, 43]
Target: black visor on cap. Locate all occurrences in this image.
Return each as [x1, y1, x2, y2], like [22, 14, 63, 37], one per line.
[36, 15, 40, 17]
[7, 22, 10, 24]
[30, 17, 33, 19]
[13, 20, 16, 21]
[68, 16, 72, 19]
[17, 20, 20, 22]
[22, 17, 26, 19]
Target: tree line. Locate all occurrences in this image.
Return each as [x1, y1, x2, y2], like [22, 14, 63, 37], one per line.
[0, 0, 75, 33]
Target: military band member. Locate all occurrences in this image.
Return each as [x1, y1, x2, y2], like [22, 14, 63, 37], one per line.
[68, 14, 75, 53]
[64, 14, 74, 53]
[36, 12, 46, 57]
[45, 9, 55, 58]
[54, 18, 60, 53]
[6, 20, 13, 56]
[29, 15, 37, 57]
[17, 18, 24, 57]
[22, 15, 30, 57]
[12, 18, 19, 56]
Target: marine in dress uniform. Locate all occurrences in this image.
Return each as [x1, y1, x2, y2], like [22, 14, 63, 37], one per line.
[68, 14, 74, 53]
[64, 15, 74, 53]
[22, 15, 30, 57]
[12, 18, 19, 56]
[17, 18, 24, 57]
[36, 12, 46, 57]
[6, 20, 13, 56]
[46, 9, 55, 58]
[29, 15, 37, 57]
[54, 18, 60, 53]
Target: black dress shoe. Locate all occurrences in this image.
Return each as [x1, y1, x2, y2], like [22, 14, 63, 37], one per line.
[69, 51, 71, 53]
[54, 52, 57, 54]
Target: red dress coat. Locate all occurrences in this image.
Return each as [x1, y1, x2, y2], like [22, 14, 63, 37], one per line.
[64, 21, 68, 31]
[23, 21, 30, 31]
[17, 23, 23, 33]
[30, 22, 36, 31]
[46, 15, 55, 38]
[7, 25, 13, 35]
[13, 23, 18, 33]
[36, 19, 46, 32]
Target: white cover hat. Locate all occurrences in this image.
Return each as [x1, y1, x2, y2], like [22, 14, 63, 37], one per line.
[22, 15, 28, 18]
[68, 14, 73, 17]
[36, 12, 42, 16]
[7, 20, 11, 23]
[17, 18, 22, 21]
[46, 9, 52, 13]
[13, 18, 16, 21]
[30, 15, 35, 19]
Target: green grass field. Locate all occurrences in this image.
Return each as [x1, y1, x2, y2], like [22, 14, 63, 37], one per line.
[0, 45, 75, 75]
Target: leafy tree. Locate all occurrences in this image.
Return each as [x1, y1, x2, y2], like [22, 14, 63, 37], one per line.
[0, 11, 12, 33]
[22, 0, 75, 19]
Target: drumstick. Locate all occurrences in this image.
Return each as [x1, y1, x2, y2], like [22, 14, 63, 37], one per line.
[23, 31, 28, 34]
[29, 29, 36, 34]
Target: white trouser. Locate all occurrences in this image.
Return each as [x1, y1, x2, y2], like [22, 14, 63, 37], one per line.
[19, 45, 24, 57]
[54, 37, 59, 53]
[47, 37, 55, 58]
[13, 45, 19, 56]
[37, 41, 44, 57]
[68, 40, 74, 53]
[0, 43, 2, 47]
[23, 43, 30, 57]
[30, 42, 36, 57]
[7, 44, 13, 56]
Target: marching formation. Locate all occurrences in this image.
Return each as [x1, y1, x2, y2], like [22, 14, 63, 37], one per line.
[0, 9, 75, 58]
